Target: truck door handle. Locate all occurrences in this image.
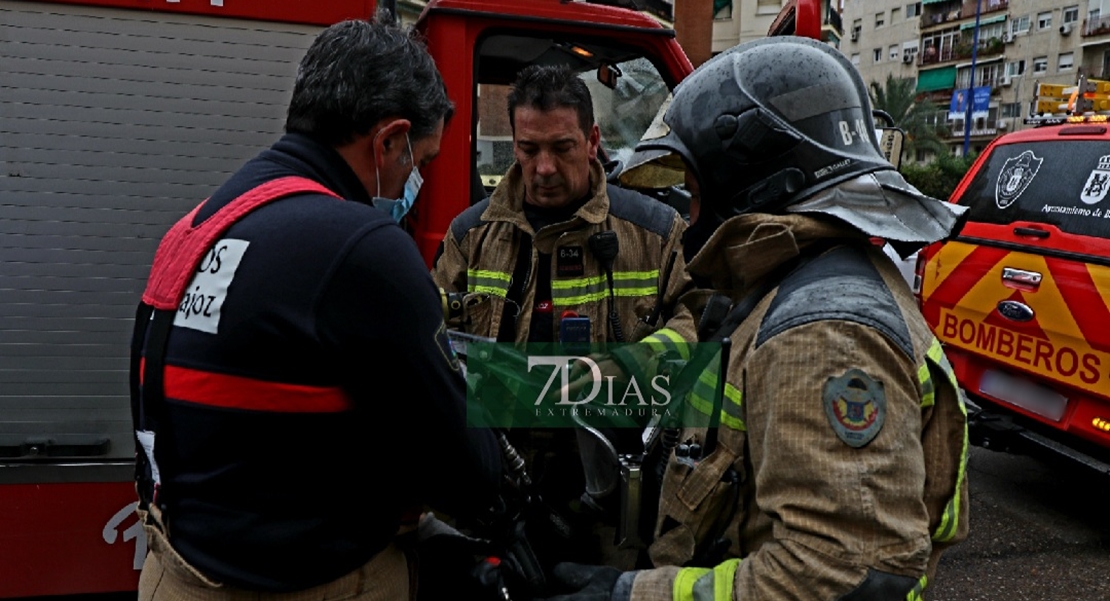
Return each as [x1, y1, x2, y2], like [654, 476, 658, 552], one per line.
[1013, 226, 1050, 239]
[1001, 267, 1042, 290]
[0, 437, 110, 459]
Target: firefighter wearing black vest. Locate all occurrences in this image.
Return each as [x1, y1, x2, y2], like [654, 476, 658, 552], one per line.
[129, 15, 501, 601]
[539, 36, 970, 601]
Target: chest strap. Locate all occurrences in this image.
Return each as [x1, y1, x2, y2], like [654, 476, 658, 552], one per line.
[130, 176, 341, 507]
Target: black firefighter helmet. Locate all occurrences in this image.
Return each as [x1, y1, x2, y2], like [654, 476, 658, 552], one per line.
[621, 36, 961, 259]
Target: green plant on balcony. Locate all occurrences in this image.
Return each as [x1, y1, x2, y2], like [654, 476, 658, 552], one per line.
[954, 40, 974, 58]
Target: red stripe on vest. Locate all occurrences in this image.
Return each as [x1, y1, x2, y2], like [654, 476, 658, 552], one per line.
[144, 362, 354, 413]
[142, 176, 341, 311]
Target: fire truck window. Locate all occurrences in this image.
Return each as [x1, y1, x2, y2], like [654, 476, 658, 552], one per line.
[473, 36, 670, 193]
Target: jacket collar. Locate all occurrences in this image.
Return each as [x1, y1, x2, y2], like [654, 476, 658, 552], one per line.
[686, 213, 870, 293]
[482, 160, 610, 234]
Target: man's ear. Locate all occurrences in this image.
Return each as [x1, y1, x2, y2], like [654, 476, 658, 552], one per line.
[371, 118, 413, 167]
[587, 123, 601, 161]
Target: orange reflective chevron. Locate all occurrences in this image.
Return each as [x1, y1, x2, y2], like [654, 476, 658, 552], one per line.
[921, 240, 1110, 400]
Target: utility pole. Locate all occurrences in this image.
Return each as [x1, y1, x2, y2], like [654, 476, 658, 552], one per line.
[962, 0, 982, 157]
[675, 0, 714, 68]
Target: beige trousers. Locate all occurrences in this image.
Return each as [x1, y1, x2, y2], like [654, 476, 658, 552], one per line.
[138, 522, 410, 601]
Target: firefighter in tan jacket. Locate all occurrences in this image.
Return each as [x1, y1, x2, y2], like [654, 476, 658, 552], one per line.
[540, 37, 970, 601]
[432, 65, 691, 345]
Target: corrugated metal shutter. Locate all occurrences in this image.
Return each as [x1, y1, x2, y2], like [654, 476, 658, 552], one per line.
[0, 0, 321, 464]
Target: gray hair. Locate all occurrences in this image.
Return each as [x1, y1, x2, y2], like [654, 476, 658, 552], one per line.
[285, 11, 454, 146]
[507, 64, 594, 135]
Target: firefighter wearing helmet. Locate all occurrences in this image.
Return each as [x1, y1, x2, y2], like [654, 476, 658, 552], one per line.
[539, 36, 970, 601]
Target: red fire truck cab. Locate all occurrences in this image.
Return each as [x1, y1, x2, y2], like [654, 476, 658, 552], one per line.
[0, 0, 691, 596]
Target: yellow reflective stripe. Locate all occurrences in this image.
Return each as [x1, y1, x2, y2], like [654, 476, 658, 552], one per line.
[466, 269, 510, 296]
[551, 271, 659, 305]
[613, 269, 660, 280]
[467, 269, 511, 282]
[552, 275, 607, 289]
[673, 559, 740, 601]
[721, 382, 745, 431]
[928, 338, 960, 391]
[933, 427, 968, 542]
[723, 382, 741, 409]
[905, 575, 928, 601]
[688, 367, 744, 430]
[918, 360, 935, 408]
[925, 338, 969, 543]
[654, 328, 691, 360]
[687, 391, 715, 417]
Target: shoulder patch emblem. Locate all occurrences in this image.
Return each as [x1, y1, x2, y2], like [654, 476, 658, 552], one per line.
[823, 369, 886, 448]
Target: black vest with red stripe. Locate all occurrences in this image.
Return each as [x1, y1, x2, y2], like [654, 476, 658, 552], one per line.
[131, 134, 455, 591]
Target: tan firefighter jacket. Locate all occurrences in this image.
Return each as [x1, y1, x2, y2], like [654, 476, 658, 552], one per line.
[432, 161, 692, 343]
[625, 212, 969, 601]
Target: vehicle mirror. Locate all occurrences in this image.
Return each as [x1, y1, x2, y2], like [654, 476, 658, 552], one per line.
[597, 63, 621, 90]
[875, 127, 906, 170]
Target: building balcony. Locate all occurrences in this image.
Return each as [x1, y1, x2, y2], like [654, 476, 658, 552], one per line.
[955, 74, 1005, 91]
[919, 37, 1004, 66]
[948, 126, 997, 138]
[922, 0, 1007, 28]
[920, 47, 956, 65]
[1084, 15, 1110, 37]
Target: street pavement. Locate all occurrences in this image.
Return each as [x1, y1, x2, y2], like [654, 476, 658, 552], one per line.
[930, 446, 1110, 600]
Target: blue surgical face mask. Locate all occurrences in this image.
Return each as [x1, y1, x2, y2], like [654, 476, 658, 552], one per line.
[372, 134, 423, 223]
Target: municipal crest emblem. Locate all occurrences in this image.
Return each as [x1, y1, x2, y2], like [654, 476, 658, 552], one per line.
[995, 150, 1043, 209]
[823, 369, 886, 448]
[1081, 155, 1110, 205]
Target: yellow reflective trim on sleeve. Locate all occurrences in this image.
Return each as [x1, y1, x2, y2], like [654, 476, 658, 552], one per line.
[932, 444, 967, 543]
[721, 382, 745, 431]
[466, 269, 511, 282]
[905, 574, 928, 601]
[466, 269, 511, 297]
[918, 360, 935, 409]
[673, 558, 741, 601]
[655, 328, 691, 360]
[471, 285, 507, 296]
[927, 338, 969, 544]
[719, 412, 745, 430]
[723, 382, 741, 409]
[687, 391, 714, 417]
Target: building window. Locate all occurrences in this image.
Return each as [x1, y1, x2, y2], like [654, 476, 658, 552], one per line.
[1033, 56, 1048, 74]
[1059, 52, 1075, 71]
[1000, 102, 1022, 118]
[1011, 15, 1031, 34]
[851, 53, 861, 66]
[906, 2, 921, 18]
[903, 43, 919, 64]
[1063, 6, 1079, 24]
[1037, 11, 1052, 30]
[876, 12, 885, 28]
[755, 0, 779, 15]
[890, 45, 900, 60]
[891, 7, 901, 22]
[852, 18, 862, 40]
[1005, 60, 1026, 76]
[874, 48, 883, 62]
[714, 0, 733, 20]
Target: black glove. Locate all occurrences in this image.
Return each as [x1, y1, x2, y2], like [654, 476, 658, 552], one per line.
[538, 562, 635, 601]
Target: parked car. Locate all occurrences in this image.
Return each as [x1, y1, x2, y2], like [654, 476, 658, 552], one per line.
[915, 111, 1110, 470]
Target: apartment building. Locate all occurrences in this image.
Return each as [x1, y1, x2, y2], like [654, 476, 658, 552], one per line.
[845, 0, 1110, 156]
[711, 0, 843, 52]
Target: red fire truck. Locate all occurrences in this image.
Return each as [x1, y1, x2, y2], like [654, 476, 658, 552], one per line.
[0, 0, 692, 596]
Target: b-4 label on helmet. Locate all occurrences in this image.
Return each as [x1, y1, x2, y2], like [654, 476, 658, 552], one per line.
[838, 119, 871, 146]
